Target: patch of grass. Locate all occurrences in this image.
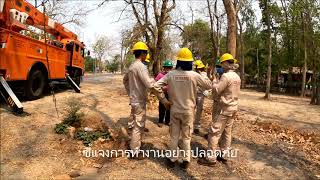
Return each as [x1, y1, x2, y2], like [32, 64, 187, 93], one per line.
[54, 97, 111, 146]
[54, 123, 69, 134]
[75, 130, 111, 146]
[54, 97, 83, 134]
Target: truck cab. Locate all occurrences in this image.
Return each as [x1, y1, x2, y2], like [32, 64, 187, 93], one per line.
[62, 39, 86, 85]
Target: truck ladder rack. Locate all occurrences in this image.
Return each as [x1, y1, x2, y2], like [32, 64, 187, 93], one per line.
[0, 76, 23, 114]
[66, 74, 80, 93]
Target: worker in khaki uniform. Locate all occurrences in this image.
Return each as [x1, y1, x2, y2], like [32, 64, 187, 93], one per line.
[153, 48, 212, 169]
[193, 60, 208, 134]
[123, 41, 154, 159]
[204, 59, 225, 139]
[198, 53, 241, 166]
[126, 53, 152, 130]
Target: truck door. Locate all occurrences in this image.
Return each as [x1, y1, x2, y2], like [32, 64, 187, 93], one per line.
[66, 42, 73, 66]
[72, 43, 82, 67]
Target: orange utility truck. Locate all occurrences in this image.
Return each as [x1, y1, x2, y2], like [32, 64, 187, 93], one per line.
[0, 0, 86, 112]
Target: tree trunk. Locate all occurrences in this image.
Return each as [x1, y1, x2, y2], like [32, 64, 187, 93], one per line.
[310, 38, 319, 105]
[223, 0, 237, 57]
[300, 12, 308, 97]
[264, 0, 272, 100]
[256, 48, 259, 88]
[206, 0, 218, 79]
[237, 17, 245, 88]
[120, 40, 124, 74]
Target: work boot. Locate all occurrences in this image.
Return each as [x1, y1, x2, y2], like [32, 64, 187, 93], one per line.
[193, 129, 200, 135]
[144, 127, 149, 132]
[166, 158, 175, 168]
[157, 122, 163, 128]
[197, 158, 217, 167]
[127, 127, 133, 136]
[179, 161, 190, 170]
[204, 133, 209, 140]
[217, 155, 228, 163]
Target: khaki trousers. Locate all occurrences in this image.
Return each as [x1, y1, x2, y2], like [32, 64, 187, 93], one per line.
[128, 108, 134, 129]
[129, 102, 146, 151]
[194, 94, 205, 130]
[207, 113, 235, 160]
[169, 111, 194, 162]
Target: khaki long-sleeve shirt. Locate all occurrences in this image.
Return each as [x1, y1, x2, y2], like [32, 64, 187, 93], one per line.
[123, 60, 154, 104]
[153, 69, 212, 113]
[198, 71, 209, 95]
[212, 70, 241, 116]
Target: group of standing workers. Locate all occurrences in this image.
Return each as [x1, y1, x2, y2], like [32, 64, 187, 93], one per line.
[123, 41, 241, 170]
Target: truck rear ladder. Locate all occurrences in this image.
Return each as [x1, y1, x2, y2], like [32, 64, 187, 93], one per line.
[66, 74, 80, 93]
[0, 76, 23, 114]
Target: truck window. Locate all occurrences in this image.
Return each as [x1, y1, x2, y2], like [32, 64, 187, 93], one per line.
[66, 43, 73, 51]
[16, 0, 22, 7]
[25, 6, 30, 12]
[75, 44, 79, 52]
[81, 48, 84, 57]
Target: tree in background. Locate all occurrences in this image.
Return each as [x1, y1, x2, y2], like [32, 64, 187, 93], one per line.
[223, 0, 237, 57]
[181, 19, 213, 64]
[237, 0, 255, 88]
[84, 56, 96, 72]
[206, 0, 225, 70]
[123, 0, 176, 75]
[106, 55, 120, 73]
[41, 0, 91, 27]
[261, 0, 273, 99]
[92, 35, 111, 73]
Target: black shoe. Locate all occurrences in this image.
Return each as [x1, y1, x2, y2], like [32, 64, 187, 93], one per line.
[197, 158, 217, 167]
[179, 161, 190, 169]
[204, 133, 209, 140]
[217, 155, 227, 163]
[144, 128, 149, 132]
[166, 158, 175, 168]
[193, 129, 200, 135]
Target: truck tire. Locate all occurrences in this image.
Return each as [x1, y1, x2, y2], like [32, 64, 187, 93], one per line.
[25, 69, 46, 99]
[73, 70, 81, 87]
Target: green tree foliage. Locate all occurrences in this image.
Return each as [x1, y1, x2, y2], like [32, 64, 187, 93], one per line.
[181, 19, 214, 65]
[84, 56, 96, 72]
[106, 55, 120, 73]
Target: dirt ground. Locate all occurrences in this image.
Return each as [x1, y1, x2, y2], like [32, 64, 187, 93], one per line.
[1, 74, 319, 179]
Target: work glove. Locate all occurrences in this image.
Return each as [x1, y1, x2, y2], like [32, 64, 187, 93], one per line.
[203, 90, 213, 99]
[161, 98, 173, 110]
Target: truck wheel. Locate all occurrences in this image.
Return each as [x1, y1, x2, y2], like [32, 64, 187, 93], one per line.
[73, 70, 81, 87]
[26, 69, 46, 99]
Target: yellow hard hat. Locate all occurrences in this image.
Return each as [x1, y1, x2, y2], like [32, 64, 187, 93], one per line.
[176, 48, 193, 61]
[220, 53, 238, 63]
[197, 63, 205, 69]
[146, 53, 151, 60]
[131, 41, 148, 52]
[145, 59, 150, 63]
[194, 60, 205, 69]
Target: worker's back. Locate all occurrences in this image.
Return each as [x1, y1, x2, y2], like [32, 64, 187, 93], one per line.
[165, 69, 210, 113]
[216, 70, 241, 116]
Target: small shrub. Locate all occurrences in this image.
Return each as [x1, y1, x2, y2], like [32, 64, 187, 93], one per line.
[75, 130, 111, 146]
[54, 97, 83, 134]
[54, 123, 69, 134]
[63, 97, 84, 127]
